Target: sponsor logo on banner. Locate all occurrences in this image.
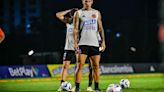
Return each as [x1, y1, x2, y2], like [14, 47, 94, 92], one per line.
[53, 66, 62, 75]
[100, 64, 134, 74]
[8, 67, 34, 77]
[47, 64, 89, 77]
[0, 65, 50, 78]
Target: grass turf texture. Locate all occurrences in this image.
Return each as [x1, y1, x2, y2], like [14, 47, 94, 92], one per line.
[0, 73, 163, 92]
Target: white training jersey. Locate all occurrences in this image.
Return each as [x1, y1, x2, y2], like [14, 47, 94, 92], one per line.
[77, 9, 99, 47]
[97, 33, 101, 42]
[64, 23, 74, 50]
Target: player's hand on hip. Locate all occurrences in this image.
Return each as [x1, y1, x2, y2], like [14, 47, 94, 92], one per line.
[74, 43, 80, 53]
[100, 42, 106, 52]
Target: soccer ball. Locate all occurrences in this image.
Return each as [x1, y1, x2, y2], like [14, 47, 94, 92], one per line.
[106, 84, 122, 92]
[106, 84, 115, 92]
[120, 79, 130, 88]
[113, 84, 122, 92]
[61, 81, 72, 91]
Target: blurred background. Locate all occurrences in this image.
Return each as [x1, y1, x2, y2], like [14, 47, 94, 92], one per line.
[0, 1, 164, 92]
[0, 0, 161, 66]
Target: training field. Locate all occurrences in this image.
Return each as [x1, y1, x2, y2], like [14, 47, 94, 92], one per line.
[0, 73, 163, 92]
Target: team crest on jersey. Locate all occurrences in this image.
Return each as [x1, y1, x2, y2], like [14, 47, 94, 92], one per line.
[92, 14, 96, 18]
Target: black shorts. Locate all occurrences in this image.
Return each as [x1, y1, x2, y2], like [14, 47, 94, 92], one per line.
[79, 45, 100, 57]
[63, 50, 75, 61]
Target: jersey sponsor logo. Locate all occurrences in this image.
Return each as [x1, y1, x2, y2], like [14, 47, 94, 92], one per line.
[83, 25, 96, 30]
[84, 19, 96, 25]
[92, 14, 96, 18]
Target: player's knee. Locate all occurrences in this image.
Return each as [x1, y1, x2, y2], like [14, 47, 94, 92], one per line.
[92, 64, 99, 69]
[78, 63, 85, 70]
[63, 64, 69, 70]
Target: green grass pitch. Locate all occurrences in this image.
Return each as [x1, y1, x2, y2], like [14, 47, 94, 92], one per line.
[0, 73, 163, 92]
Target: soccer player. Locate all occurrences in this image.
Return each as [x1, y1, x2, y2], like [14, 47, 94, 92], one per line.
[73, 0, 106, 92]
[56, 8, 78, 91]
[0, 27, 5, 43]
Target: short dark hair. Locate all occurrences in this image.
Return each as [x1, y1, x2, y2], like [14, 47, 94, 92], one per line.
[64, 8, 77, 18]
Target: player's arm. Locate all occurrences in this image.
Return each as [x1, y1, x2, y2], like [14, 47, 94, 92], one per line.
[98, 11, 106, 51]
[73, 11, 79, 50]
[56, 9, 71, 23]
[0, 28, 5, 43]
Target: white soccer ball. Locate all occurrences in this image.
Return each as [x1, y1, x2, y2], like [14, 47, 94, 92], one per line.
[106, 84, 122, 92]
[106, 84, 115, 92]
[120, 79, 130, 88]
[113, 84, 122, 92]
[61, 81, 72, 91]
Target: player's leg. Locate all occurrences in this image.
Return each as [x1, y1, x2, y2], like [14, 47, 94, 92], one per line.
[71, 53, 79, 92]
[89, 46, 101, 92]
[57, 51, 72, 91]
[87, 58, 94, 91]
[90, 55, 101, 92]
[75, 54, 87, 91]
[88, 59, 93, 87]
[75, 46, 88, 92]
[58, 60, 71, 91]
[61, 60, 71, 83]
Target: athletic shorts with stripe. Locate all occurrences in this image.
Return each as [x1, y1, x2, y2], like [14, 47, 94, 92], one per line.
[63, 50, 76, 61]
